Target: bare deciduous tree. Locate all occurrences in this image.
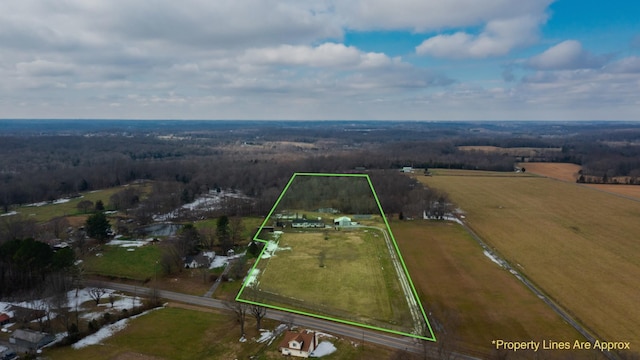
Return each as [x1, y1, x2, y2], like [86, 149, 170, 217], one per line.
[225, 301, 249, 337]
[88, 286, 108, 305]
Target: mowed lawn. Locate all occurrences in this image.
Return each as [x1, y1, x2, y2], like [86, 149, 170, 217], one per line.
[83, 245, 162, 281]
[417, 171, 640, 346]
[46, 306, 396, 360]
[253, 230, 413, 330]
[46, 307, 256, 360]
[391, 221, 591, 359]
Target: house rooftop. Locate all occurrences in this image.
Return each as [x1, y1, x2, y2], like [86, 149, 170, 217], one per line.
[278, 330, 315, 353]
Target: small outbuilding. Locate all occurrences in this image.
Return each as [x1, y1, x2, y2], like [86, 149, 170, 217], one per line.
[0, 313, 11, 326]
[333, 216, 352, 227]
[9, 329, 55, 350]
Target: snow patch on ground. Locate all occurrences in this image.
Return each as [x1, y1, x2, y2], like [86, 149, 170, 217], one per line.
[72, 307, 159, 349]
[106, 239, 153, 247]
[208, 252, 245, 269]
[52, 198, 71, 204]
[483, 250, 503, 267]
[257, 329, 273, 343]
[0, 211, 17, 217]
[244, 269, 260, 287]
[155, 189, 250, 221]
[311, 341, 337, 357]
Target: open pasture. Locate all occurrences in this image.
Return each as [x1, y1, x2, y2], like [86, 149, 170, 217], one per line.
[83, 245, 162, 281]
[391, 220, 592, 359]
[248, 229, 414, 333]
[13, 183, 150, 222]
[417, 171, 640, 346]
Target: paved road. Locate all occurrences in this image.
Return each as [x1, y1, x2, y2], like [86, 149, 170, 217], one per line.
[86, 280, 479, 359]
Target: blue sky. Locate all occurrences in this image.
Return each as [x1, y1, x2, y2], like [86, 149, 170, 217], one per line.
[1, 0, 639, 120]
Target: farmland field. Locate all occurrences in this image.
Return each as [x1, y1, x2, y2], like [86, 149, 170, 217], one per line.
[524, 162, 640, 200]
[415, 170, 640, 347]
[521, 162, 581, 182]
[244, 229, 415, 334]
[391, 220, 596, 359]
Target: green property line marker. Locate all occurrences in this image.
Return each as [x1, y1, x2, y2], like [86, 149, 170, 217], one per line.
[236, 172, 437, 342]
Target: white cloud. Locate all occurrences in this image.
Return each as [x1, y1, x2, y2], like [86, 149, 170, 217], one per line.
[416, 15, 544, 58]
[241, 43, 396, 69]
[605, 56, 640, 74]
[335, 0, 553, 31]
[528, 40, 609, 70]
[16, 59, 75, 77]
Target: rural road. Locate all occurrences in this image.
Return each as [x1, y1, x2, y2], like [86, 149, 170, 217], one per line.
[363, 226, 427, 337]
[86, 280, 480, 359]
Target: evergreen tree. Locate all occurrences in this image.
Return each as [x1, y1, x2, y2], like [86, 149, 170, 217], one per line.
[86, 212, 110, 242]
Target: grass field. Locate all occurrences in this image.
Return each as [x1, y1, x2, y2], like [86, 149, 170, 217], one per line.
[45, 306, 396, 360]
[13, 183, 150, 222]
[247, 229, 414, 333]
[83, 245, 162, 281]
[391, 220, 596, 359]
[415, 170, 640, 347]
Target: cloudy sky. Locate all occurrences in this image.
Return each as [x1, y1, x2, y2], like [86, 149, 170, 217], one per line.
[1, 0, 639, 120]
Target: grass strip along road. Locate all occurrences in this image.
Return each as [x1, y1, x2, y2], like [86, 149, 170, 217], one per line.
[86, 280, 480, 360]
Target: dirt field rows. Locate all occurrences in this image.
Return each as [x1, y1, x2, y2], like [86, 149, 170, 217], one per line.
[391, 221, 591, 359]
[523, 162, 640, 200]
[416, 171, 640, 348]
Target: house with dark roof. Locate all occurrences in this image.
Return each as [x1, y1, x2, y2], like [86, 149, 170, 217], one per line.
[278, 330, 317, 358]
[184, 253, 211, 269]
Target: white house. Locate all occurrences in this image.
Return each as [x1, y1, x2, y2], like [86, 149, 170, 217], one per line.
[278, 331, 317, 358]
[333, 216, 352, 227]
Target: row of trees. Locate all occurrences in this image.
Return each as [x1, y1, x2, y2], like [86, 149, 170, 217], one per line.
[0, 238, 75, 298]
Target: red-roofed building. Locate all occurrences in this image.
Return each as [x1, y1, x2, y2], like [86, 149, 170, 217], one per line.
[0, 313, 10, 326]
[278, 330, 317, 358]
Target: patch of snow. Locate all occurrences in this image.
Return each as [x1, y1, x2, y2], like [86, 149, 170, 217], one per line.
[244, 269, 260, 287]
[0, 211, 18, 217]
[53, 198, 71, 204]
[209, 252, 245, 269]
[155, 189, 251, 221]
[73, 306, 161, 349]
[311, 341, 337, 357]
[261, 240, 279, 259]
[483, 250, 503, 267]
[26, 201, 48, 207]
[209, 256, 228, 269]
[256, 330, 272, 343]
[106, 239, 152, 247]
